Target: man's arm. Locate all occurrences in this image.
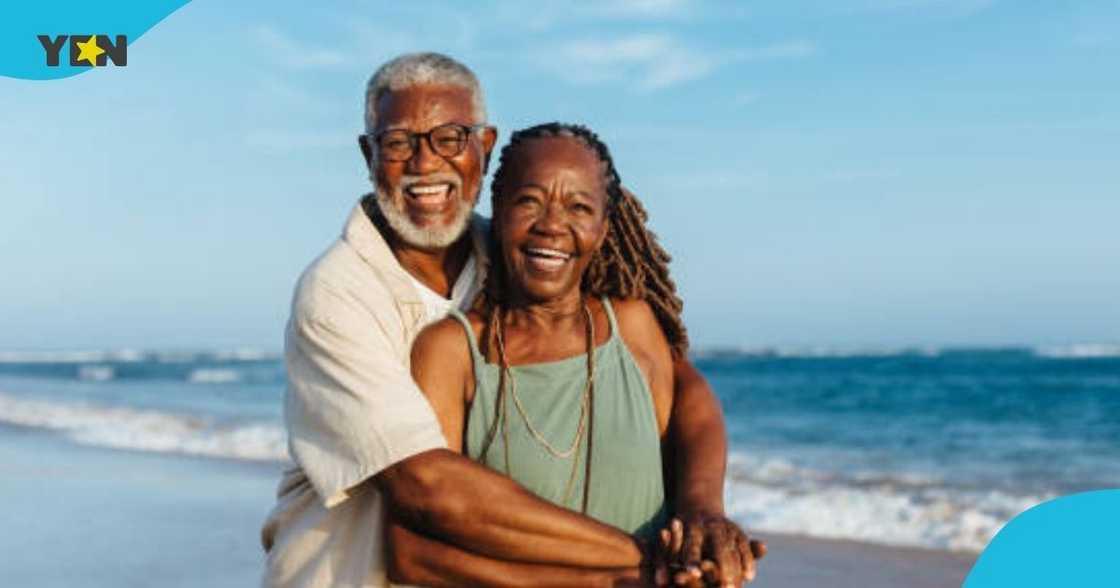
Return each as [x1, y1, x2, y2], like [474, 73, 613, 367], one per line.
[665, 358, 727, 518]
[666, 358, 765, 585]
[379, 318, 644, 570]
[378, 446, 644, 568]
[386, 521, 643, 588]
[286, 281, 642, 570]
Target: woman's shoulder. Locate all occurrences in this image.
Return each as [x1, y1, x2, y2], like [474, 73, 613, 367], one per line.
[606, 296, 657, 328]
[606, 297, 668, 352]
[411, 312, 478, 366]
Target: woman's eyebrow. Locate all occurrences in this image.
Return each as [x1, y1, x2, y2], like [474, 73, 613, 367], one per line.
[515, 182, 547, 192]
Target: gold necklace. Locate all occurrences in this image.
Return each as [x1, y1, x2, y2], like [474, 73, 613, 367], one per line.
[495, 301, 596, 506]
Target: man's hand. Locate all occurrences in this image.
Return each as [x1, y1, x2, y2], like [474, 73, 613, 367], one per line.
[653, 515, 767, 587]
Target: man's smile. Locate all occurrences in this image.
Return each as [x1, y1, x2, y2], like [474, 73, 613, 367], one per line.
[405, 182, 456, 213]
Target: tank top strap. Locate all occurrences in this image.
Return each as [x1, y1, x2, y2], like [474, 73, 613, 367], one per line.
[599, 295, 621, 342]
[446, 309, 485, 366]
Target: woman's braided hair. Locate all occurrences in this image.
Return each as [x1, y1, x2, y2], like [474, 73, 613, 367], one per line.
[482, 122, 689, 358]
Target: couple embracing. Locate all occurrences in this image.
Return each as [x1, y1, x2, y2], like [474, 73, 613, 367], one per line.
[261, 52, 765, 588]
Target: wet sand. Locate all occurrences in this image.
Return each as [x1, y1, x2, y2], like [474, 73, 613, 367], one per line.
[0, 425, 976, 587]
[751, 532, 975, 588]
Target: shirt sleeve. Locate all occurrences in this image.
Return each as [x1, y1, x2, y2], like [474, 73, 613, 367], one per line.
[284, 281, 447, 509]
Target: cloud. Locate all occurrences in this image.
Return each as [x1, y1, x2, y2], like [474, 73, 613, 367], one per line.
[594, 0, 691, 18]
[545, 35, 816, 91]
[847, 0, 995, 15]
[243, 129, 354, 153]
[734, 91, 761, 107]
[249, 25, 348, 69]
[1071, 32, 1112, 49]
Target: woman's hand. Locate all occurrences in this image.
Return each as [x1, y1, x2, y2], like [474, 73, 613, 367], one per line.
[652, 515, 767, 587]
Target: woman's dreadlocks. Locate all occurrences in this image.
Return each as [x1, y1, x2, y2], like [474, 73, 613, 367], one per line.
[482, 122, 689, 358]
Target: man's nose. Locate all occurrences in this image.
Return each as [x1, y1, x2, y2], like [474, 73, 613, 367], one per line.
[406, 135, 444, 175]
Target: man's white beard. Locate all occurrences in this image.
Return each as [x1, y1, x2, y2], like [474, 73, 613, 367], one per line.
[376, 188, 474, 250]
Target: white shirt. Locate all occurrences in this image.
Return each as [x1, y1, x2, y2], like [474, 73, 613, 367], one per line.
[407, 255, 479, 323]
[261, 196, 489, 588]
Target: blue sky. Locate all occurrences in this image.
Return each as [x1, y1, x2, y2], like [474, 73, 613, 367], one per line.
[2, 0, 1118, 350]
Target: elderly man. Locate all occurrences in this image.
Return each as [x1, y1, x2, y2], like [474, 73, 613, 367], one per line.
[261, 52, 759, 588]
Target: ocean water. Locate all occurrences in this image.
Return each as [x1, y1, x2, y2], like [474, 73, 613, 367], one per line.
[1, 345, 1117, 553]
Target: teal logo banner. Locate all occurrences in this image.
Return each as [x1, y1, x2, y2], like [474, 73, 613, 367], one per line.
[965, 490, 1120, 587]
[1, 0, 190, 80]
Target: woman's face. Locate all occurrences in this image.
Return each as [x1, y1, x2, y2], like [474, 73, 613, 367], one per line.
[497, 136, 610, 304]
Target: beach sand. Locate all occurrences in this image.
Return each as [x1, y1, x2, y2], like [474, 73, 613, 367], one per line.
[0, 425, 975, 587]
[750, 533, 975, 588]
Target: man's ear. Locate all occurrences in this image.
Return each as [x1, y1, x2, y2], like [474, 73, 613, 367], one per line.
[358, 134, 373, 167]
[480, 126, 499, 173]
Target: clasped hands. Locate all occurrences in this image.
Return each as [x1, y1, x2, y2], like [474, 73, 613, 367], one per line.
[645, 513, 766, 588]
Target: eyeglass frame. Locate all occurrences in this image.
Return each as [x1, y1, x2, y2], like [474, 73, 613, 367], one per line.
[362, 123, 491, 163]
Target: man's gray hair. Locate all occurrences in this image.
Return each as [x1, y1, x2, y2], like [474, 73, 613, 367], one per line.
[364, 52, 487, 133]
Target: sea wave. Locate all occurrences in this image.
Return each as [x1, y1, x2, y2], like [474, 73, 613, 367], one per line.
[0, 349, 146, 364]
[1034, 344, 1120, 359]
[188, 368, 243, 384]
[0, 392, 287, 462]
[0, 348, 281, 365]
[78, 365, 115, 381]
[692, 346, 944, 359]
[724, 452, 1047, 553]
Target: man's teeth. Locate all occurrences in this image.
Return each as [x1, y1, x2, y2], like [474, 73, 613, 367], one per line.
[526, 248, 572, 260]
[407, 184, 451, 196]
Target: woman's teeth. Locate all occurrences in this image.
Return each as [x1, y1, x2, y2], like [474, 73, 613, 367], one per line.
[525, 248, 572, 271]
[526, 248, 572, 260]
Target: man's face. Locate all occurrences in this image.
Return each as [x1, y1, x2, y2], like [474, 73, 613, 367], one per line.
[362, 84, 497, 250]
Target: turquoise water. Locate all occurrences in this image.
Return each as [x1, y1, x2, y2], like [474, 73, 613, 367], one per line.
[1, 346, 1117, 551]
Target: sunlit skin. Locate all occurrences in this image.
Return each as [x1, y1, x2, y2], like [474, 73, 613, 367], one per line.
[499, 136, 609, 317]
[358, 83, 497, 295]
[373, 127, 762, 586]
[405, 134, 764, 586]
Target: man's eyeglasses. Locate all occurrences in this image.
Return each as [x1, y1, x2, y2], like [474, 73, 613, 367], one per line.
[367, 123, 486, 162]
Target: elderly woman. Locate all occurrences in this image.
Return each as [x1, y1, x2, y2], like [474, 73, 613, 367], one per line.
[393, 123, 761, 587]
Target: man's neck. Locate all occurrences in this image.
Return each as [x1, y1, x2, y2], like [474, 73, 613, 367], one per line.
[393, 236, 471, 299]
[367, 206, 471, 298]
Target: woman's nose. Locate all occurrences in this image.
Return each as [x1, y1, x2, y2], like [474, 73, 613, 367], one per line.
[533, 200, 568, 235]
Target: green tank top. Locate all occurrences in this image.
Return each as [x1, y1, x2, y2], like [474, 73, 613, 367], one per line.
[449, 298, 668, 539]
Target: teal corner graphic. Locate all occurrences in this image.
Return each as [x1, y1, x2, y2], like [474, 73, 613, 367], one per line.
[965, 489, 1120, 587]
[0, 0, 191, 80]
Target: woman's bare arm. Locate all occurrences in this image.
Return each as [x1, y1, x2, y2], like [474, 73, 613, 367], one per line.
[380, 317, 645, 578]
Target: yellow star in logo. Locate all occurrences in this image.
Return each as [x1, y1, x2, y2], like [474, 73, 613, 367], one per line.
[75, 36, 105, 67]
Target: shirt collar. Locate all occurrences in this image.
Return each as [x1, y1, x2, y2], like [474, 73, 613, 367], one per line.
[343, 193, 491, 305]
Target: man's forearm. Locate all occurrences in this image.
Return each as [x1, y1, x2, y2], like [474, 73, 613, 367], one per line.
[387, 522, 641, 588]
[667, 357, 728, 517]
[377, 448, 643, 569]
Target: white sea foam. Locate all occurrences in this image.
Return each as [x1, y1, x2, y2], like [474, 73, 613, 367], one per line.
[692, 346, 944, 359]
[724, 452, 1047, 553]
[188, 368, 242, 384]
[213, 348, 279, 361]
[0, 348, 281, 365]
[0, 392, 287, 462]
[0, 349, 146, 364]
[1035, 344, 1120, 359]
[78, 365, 115, 382]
